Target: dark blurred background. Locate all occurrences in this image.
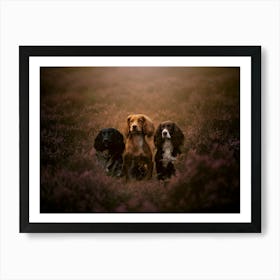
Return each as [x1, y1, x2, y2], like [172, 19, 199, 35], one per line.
[40, 67, 240, 213]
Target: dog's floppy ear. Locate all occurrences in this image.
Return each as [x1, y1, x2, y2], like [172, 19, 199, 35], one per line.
[124, 115, 132, 137]
[154, 124, 163, 148]
[172, 123, 184, 153]
[94, 130, 104, 151]
[142, 115, 155, 138]
[112, 130, 125, 154]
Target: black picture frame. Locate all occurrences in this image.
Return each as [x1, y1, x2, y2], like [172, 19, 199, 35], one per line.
[20, 46, 261, 233]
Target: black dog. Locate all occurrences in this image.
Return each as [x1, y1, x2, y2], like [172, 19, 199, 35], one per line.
[94, 128, 125, 177]
[154, 121, 184, 180]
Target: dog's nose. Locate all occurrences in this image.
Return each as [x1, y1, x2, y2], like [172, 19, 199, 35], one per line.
[163, 131, 167, 136]
[132, 125, 137, 130]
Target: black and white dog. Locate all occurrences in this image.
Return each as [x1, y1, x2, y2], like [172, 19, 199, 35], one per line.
[154, 121, 184, 180]
[94, 128, 125, 177]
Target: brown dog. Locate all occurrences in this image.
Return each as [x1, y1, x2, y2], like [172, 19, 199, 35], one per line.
[123, 114, 155, 180]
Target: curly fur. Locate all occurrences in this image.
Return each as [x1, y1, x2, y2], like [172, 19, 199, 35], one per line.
[154, 121, 184, 180]
[94, 128, 125, 177]
[123, 114, 155, 180]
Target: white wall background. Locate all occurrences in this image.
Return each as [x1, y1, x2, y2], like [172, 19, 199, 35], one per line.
[0, 0, 279, 279]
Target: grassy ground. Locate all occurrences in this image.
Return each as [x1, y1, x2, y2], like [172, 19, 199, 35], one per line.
[40, 67, 240, 213]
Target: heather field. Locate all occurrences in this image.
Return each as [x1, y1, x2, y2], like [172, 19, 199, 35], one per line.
[40, 67, 240, 213]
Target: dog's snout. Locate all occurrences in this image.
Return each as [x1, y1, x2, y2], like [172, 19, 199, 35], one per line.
[162, 128, 171, 138]
[103, 139, 109, 146]
[132, 124, 137, 130]
[103, 136, 111, 146]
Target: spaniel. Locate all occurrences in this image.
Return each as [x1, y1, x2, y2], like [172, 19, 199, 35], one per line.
[94, 128, 125, 177]
[123, 114, 155, 180]
[154, 121, 184, 180]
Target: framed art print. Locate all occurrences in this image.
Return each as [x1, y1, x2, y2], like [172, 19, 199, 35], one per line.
[20, 46, 261, 233]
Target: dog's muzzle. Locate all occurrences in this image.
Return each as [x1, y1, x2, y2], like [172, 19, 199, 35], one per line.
[130, 124, 141, 134]
[162, 128, 171, 139]
[102, 139, 112, 148]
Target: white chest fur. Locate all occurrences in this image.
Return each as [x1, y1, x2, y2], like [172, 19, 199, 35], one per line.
[162, 139, 175, 167]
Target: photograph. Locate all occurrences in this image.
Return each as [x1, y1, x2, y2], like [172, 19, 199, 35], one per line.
[40, 66, 240, 214]
[20, 45, 261, 232]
